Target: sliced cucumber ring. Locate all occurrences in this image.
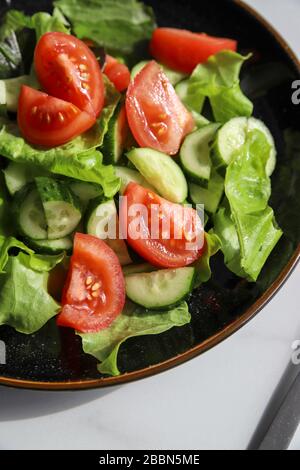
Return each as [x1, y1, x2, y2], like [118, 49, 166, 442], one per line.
[127, 147, 188, 203]
[180, 124, 220, 187]
[35, 177, 82, 240]
[25, 237, 73, 255]
[125, 267, 195, 309]
[17, 187, 48, 240]
[214, 117, 277, 176]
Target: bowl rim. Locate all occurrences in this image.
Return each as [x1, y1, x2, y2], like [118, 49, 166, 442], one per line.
[0, 0, 299, 391]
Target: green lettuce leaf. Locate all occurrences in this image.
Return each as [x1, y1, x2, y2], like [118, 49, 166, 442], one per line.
[0, 251, 62, 334]
[0, 235, 33, 272]
[0, 9, 69, 41]
[54, 0, 156, 63]
[79, 301, 191, 376]
[194, 231, 221, 288]
[214, 129, 282, 281]
[0, 32, 23, 79]
[179, 51, 253, 122]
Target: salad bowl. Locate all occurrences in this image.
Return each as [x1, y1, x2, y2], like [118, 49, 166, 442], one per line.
[0, 0, 299, 390]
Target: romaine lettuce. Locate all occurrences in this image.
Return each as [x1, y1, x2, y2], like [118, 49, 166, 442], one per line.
[214, 129, 282, 281]
[79, 301, 191, 376]
[0, 251, 62, 334]
[54, 0, 156, 63]
[178, 51, 253, 122]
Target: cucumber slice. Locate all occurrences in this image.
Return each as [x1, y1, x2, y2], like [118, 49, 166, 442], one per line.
[131, 61, 186, 85]
[25, 237, 73, 255]
[16, 187, 48, 240]
[3, 162, 47, 196]
[86, 198, 132, 266]
[127, 148, 188, 203]
[125, 267, 195, 309]
[122, 263, 156, 276]
[180, 124, 220, 187]
[115, 166, 157, 195]
[214, 117, 277, 176]
[189, 170, 224, 214]
[69, 181, 103, 209]
[35, 177, 82, 240]
[103, 104, 128, 164]
[131, 61, 149, 80]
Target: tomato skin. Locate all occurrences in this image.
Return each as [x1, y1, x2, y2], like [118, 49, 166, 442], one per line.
[126, 61, 194, 156]
[120, 183, 204, 269]
[57, 234, 126, 333]
[150, 28, 237, 74]
[18, 86, 96, 148]
[104, 55, 131, 92]
[34, 32, 105, 117]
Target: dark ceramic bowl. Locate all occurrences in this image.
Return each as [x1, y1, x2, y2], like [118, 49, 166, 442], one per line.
[0, 0, 299, 390]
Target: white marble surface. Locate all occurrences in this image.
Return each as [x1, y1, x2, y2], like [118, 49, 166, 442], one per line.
[0, 0, 299, 451]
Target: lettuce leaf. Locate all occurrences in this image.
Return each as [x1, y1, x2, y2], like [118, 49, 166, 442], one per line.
[214, 129, 282, 281]
[0, 9, 69, 41]
[0, 236, 33, 272]
[54, 0, 156, 63]
[179, 51, 253, 122]
[0, 32, 23, 79]
[0, 251, 62, 334]
[79, 301, 191, 376]
[194, 231, 221, 288]
[0, 79, 121, 197]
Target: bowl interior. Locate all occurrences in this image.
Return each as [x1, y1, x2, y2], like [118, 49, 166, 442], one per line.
[0, 0, 299, 389]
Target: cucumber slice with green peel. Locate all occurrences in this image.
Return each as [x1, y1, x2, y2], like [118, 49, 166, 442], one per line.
[16, 187, 48, 240]
[69, 181, 103, 209]
[213, 117, 277, 176]
[122, 263, 156, 276]
[103, 104, 128, 164]
[180, 124, 220, 187]
[35, 177, 82, 240]
[115, 167, 156, 195]
[25, 237, 73, 255]
[3, 162, 47, 196]
[86, 198, 132, 266]
[131, 61, 149, 80]
[125, 267, 195, 309]
[131, 61, 186, 85]
[127, 148, 188, 203]
[189, 170, 224, 214]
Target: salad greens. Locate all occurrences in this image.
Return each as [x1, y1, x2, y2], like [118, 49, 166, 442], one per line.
[214, 130, 282, 281]
[79, 301, 191, 376]
[178, 51, 253, 122]
[54, 0, 156, 63]
[0, 0, 284, 377]
[0, 251, 62, 334]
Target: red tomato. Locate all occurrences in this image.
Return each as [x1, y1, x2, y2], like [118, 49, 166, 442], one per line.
[104, 55, 131, 92]
[18, 86, 96, 147]
[126, 61, 194, 155]
[150, 28, 238, 74]
[57, 234, 126, 333]
[34, 32, 105, 117]
[120, 183, 204, 269]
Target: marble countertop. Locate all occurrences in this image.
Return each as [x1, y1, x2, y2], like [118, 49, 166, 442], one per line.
[0, 0, 299, 451]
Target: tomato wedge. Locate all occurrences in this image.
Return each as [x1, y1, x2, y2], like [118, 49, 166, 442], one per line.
[57, 234, 126, 333]
[104, 55, 131, 92]
[150, 28, 237, 74]
[34, 32, 105, 117]
[18, 86, 96, 147]
[120, 183, 204, 268]
[126, 61, 194, 155]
